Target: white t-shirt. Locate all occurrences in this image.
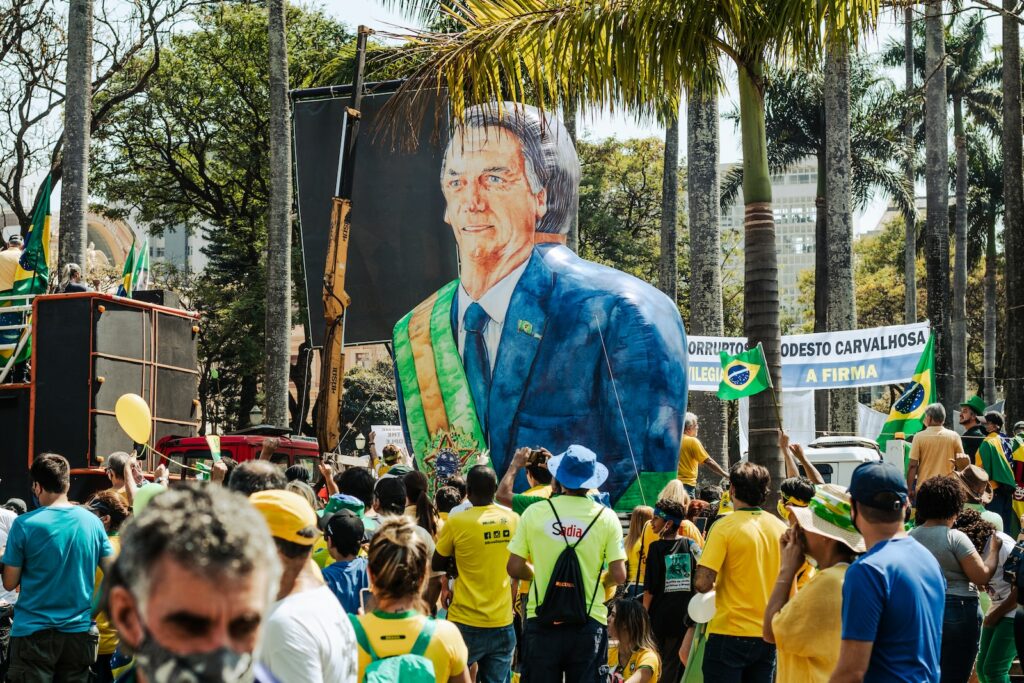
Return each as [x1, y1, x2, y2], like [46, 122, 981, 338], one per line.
[0, 507, 18, 604]
[987, 531, 1017, 618]
[261, 584, 357, 682]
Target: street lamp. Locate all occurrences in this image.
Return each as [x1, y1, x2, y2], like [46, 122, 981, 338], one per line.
[249, 405, 262, 426]
[355, 433, 366, 451]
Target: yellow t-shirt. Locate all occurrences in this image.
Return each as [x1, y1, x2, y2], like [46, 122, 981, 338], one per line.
[698, 508, 787, 637]
[434, 503, 519, 628]
[355, 611, 468, 681]
[517, 485, 552, 595]
[507, 495, 626, 625]
[772, 564, 848, 682]
[608, 645, 661, 682]
[909, 425, 964, 490]
[676, 435, 710, 486]
[94, 536, 121, 655]
[0, 249, 21, 291]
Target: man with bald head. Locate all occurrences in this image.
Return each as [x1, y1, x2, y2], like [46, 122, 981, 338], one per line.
[393, 103, 688, 509]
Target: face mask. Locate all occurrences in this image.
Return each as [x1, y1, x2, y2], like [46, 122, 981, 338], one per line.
[134, 629, 255, 683]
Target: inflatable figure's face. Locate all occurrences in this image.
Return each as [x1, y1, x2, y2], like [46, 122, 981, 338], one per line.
[441, 128, 547, 263]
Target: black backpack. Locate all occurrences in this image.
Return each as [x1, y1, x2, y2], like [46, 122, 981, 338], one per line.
[533, 498, 608, 625]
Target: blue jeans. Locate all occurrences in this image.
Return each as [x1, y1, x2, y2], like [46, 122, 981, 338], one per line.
[521, 617, 607, 683]
[702, 634, 776, 683]
[941, 595, 981, 683]
[454, 623, 514, 683]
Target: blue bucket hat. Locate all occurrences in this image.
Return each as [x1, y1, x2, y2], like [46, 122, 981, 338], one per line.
[548, 445, 608, 490]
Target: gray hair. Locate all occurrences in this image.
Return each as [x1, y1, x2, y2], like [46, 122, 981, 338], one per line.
[924, 403, 946, 424]
[112, 483, 281, 615]
[442, 102, 581, 235]
[684, 412, 699, 431]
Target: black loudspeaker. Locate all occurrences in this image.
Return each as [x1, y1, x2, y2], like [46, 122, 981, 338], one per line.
[0, 386, 32, 502]
[31, 294, 200, 471]
[133, 290, 181, 308]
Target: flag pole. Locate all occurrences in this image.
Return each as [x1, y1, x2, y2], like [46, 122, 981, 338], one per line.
[758, 342, 784, 429]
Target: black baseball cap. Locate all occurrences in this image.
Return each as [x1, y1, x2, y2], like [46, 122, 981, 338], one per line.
[849, 461, 908, 510]
[323, 509, 364, 549]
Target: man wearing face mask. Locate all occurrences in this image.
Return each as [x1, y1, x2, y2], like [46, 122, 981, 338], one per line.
[1, 453, 113, 683]
[106, 484, 283, 683]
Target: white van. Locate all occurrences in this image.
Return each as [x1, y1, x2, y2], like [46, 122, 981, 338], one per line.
[801, 436, 883, 489]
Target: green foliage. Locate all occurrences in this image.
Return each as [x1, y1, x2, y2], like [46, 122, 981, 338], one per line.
[338, 360, 400, 453]
[92, 5, 352, 429]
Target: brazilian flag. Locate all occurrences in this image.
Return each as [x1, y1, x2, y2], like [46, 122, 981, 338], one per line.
[717, 343, 772, 400]
[877, 333, 936, 450]
[118, 239, 136, 298]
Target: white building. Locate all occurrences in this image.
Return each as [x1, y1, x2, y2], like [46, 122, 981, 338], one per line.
[148, 224, 209, 273]
[719, 158, 819, 326]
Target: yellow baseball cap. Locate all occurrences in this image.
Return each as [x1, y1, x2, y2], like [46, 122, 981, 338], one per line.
[250, 489, 320, 546]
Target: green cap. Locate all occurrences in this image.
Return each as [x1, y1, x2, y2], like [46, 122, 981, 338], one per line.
[960, 395, 986, 416]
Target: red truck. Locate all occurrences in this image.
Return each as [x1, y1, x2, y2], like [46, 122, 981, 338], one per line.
[155, 427, 322, 481]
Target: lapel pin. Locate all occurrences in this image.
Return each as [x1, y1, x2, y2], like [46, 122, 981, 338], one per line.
[517, 320, 542, 340]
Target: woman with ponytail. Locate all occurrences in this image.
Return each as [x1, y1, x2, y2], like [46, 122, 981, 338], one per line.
[404, 470, 441, 539]
[353, 517, 470, 682]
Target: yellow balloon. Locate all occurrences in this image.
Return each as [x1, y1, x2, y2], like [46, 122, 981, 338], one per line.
[115, 393, 151, 444]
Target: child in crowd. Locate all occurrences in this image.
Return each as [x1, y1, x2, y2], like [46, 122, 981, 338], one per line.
[643, 497, 699, 683]
[321, 509, 369, 615]
[608, 598, 661, 683]
[435, 486, 463, 522]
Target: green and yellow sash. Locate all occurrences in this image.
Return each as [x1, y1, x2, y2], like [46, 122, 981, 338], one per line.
[393, 281, 490, 487]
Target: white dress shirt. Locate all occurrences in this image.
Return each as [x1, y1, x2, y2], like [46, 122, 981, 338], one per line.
[456, 259, 530, 371]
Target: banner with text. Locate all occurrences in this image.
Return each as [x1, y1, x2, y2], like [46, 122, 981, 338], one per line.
[688, 322, 931, 392]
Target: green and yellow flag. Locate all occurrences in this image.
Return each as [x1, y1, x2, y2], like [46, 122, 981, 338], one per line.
[877, 333, 936, 449]
[118, 239, 136, 297]
[717, 343, 772, 400]
[0, 175, 51, 364]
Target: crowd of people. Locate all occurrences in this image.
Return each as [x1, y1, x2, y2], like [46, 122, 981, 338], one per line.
[4, 404, 1024, 682]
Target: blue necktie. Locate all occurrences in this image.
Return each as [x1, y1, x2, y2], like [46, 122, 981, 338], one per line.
[463, 302, 491, 431]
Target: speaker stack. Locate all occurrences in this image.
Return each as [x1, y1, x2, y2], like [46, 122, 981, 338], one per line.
[18, 293, 201, 496]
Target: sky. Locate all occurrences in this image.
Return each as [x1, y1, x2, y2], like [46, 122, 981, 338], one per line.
[326, 0, 939, 233]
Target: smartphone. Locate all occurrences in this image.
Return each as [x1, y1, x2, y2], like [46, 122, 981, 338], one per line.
[360, 588, 377, 615]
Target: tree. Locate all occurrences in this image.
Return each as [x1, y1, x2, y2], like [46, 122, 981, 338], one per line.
[0, 0, 211, 235]
[59, 0, 92, 275]
[687, 90, 728, 470]
[1003, 0, 1024, 419]
[338, 360, 400, 453]
[658, 113, 681, 302]
[825, 44, 856, 434]
[904, 5, 918, 325]
[265, 0, 292, 428]
[93, 5, 352, 429]
[924, 0, 952, 417]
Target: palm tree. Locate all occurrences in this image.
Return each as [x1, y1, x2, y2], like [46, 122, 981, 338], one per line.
[904, 5, 918, 325]
[720, 55, 909, 434]
[265, 0, 292, 427]
[658, 112, 680, 301]
[825, 44, 856, 434]
[687, 87, 727, 470]
[59, 0, 92, 276]
[1002, 0, 1024, 418]
[924, 0, 952, 418]
[381, 0, 879, 475]
[964, 131, 1003, 403]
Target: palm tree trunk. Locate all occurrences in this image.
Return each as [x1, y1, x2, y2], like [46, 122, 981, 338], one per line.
[924, 0, 952, 423]
[686, 90, 727, 473]
[813, 150, 829, 435]
[265, 0, 292, 428]
[904, 5, 918, 324]
[59, 0, 92, 275]
[738, 62, 783, 484]
[1003, 0, 1024, 420]
[952, 97, 968, 404]
[658, 112, 680, 301]
[985, 212, 997, 403]
[825, 44, 857, 435]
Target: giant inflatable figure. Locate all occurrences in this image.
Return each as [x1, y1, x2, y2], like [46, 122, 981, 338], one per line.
[393, 103, 688, 509]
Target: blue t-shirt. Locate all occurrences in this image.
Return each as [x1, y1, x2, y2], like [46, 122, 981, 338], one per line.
[2, 505, 112, 637]
[321, 557, 368, 615]
[841, 536, 945, 682]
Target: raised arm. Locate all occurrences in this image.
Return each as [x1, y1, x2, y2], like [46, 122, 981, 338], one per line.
[790, 444, 824, 486]
[497, 447, 530, 507]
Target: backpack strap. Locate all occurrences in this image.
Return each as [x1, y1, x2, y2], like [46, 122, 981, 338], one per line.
[572, 505, 609, 550]
[349, 614, 379, 663]
[410, 618, 438, 657]
[546, 499, 571, 548]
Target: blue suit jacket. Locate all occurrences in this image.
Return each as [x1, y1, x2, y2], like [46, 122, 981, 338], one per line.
[397, 245, 688, 506]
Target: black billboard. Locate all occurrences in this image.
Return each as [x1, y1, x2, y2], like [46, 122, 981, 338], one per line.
[292, 84, 458, 346]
